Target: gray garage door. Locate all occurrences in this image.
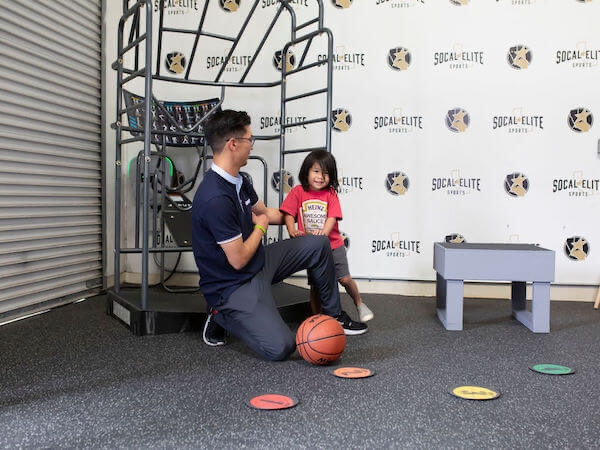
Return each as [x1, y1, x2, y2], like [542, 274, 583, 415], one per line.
[0, 1, 103, 320]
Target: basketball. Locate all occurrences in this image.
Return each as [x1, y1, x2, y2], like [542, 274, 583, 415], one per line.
[296, 314, 346, 365]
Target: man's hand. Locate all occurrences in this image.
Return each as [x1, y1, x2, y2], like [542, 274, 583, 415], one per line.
[252, 212, 269, 231]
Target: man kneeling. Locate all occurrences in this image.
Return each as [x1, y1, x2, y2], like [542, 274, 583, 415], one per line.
[191, 109, 367, 361]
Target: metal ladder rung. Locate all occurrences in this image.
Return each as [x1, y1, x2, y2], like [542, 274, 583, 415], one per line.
[118, 136, 145, 145]
[160, 27, 236, 43]
[152, 74, 280, 88]
[120, 125, 146, 134]
[295, 18, 319, 32]
[120, 33, 147, 56]
[284, 88, 328, 103]
[201, 30, 237, 43]
[120, 68, 148, 85]
[282, 146, 327, 155]
[162, 27, 202, 35]
[282, 116, 326, 128]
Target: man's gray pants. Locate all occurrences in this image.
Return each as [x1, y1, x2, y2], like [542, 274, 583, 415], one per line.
[212, 235, 341, 361]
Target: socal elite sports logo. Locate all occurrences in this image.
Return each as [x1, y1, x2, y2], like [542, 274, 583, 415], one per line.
[385, 171, 409, 196]
[445, 233, 466, 244]
[492, 108, 544, 134]
[371, 232, 421, 258]
[260, 115, 307, 133]
[556, 43, 599, 68]
[271, 170, 295, 193]
[446, 108, 470, 133]
[498, 0, 536, 5]
[331, 108, 352, 132]
[262, 0, 308, 8]
[552, 171, 599, 197]
[273, 49, 296, 72]
[317, 45, 366, 71]
[388, 47, 411, 71]
[337, 169, 364, 195]
[375, 0, 424, 8]
[165, 52, 186, 74]
[433, 45, 484, 70]
[564, 236, 589, 261]
[507, 45, 532, 69]
[206, 52, 252, 73]
[374, 108, 423, 134]
[154, 0, 199, 14]
[504, 173, 529, 197]
[432, 170, 482, 196]
[567, 108, 593, 132]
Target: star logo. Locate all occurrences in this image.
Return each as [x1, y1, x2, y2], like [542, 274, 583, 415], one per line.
[385, 171, 410, 196]
[271, 170, 295, 193]
[504, 173, 529, 197]
[574, 110, 591, 132]
[221, 0, 240, 12]
[388, 47, 411, 71]
[568, 107, 594, 133]
[332, 0, 353, 8]
[445, 234, 466, 244]
[565, 236, 589, 261]
[341, 231, 350, 249]
[508, 45, 532, 70]
[446, 108, 470, 133]
[165, 52, 186, 75]
[273, 49, 296, 72]
[331, 108, 352, 132]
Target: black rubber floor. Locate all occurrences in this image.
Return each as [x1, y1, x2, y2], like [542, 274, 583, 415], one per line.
[1, 290, 598, 448]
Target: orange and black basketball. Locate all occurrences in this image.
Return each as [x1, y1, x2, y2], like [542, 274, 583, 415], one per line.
[296, 314, 346, 365]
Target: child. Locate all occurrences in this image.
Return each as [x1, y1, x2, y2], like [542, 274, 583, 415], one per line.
[280, 150, 374, 322]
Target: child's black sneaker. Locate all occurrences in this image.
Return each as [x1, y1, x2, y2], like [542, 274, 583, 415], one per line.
[336, 310, 368, 335]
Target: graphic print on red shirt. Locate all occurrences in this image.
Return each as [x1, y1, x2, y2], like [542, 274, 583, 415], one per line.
[280, 186, 344, 250]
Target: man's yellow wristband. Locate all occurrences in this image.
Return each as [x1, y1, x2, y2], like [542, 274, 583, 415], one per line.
[254, 224, 266, 235]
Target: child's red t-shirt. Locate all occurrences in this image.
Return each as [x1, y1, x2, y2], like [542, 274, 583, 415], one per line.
[280, 186, 344, 250]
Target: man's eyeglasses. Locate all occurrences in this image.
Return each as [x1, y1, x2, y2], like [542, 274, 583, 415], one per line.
[231, 136, 256, 145]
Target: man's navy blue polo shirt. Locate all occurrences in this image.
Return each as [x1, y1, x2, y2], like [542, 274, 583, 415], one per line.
[192, 167, 264, 308]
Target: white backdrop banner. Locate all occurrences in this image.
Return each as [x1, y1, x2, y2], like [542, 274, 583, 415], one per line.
[117, 0, 600, 285]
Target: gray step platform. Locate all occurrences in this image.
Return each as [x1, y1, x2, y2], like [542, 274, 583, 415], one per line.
[434, 242, 555, 333]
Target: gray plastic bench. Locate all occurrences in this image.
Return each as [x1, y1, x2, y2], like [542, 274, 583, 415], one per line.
[433, 242, 555, 333]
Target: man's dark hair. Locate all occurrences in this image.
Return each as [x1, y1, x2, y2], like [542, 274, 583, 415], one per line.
[298, 150, 339, 191]
[202, 109, 251, 152]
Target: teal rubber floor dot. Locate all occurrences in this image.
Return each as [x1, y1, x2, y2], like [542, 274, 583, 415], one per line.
[530, 364, 575, 375]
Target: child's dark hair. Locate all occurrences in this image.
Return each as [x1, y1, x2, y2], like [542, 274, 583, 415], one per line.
[298, 150, 339, 191]
[203, 109, 251, 153]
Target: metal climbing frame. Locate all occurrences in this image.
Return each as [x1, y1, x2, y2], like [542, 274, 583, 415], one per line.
[112, 0, 334, 309]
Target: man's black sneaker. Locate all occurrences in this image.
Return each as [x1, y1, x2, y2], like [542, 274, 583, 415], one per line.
[203, 313, 227, 346]
[336, 310, 368, 336]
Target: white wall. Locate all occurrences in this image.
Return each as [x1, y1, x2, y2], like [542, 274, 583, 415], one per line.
[103, 0, 600, 300]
